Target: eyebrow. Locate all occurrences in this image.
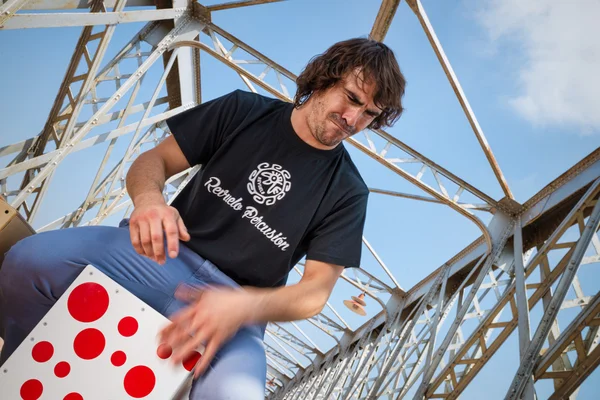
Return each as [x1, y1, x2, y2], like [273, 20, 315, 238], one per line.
[345, 88, 381, 117]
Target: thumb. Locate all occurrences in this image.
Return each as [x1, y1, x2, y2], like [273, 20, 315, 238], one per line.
[177, 216, 191, 241]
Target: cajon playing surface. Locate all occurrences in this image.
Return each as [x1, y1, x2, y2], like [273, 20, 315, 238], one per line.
[0, 265, 202, 399]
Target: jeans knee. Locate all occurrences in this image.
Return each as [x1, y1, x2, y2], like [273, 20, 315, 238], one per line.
[0, 233, 72, 306]
[1, 236, 35, 281]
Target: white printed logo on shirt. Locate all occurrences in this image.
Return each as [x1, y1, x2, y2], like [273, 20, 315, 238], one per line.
[247, 162, 291, 206]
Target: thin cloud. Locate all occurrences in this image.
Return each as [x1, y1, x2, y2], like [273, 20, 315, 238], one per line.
[475, 0, 600, 134]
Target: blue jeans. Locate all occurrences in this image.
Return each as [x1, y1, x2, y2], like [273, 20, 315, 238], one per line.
[0, 219, 267, 400]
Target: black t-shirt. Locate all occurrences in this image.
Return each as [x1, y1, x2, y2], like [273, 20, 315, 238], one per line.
[166, 90, 369, 288]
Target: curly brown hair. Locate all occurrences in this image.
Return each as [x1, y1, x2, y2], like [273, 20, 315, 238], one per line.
[294, 38, 406, 130]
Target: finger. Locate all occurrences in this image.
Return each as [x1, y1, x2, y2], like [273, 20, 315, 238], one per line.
[164, 311, 207, 352]
[163, 216, 180, 259]
[172, 326, 210, 364]
[177, 216, 191, 242]
[160, 307, 195, 342]
[149, 217, 165, 265]
[129, 220, 144, 256]
[138, 220, 155, 261]
[194, 339, 219, 379]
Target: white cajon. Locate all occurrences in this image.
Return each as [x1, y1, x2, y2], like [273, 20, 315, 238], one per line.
[0, 265, 202, 399]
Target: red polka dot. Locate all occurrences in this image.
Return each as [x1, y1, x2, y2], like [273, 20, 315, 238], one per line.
[156, 343, 172, 359]
[32, 341, 53, 363]
[63, 393, 83, 400]
[54, 361, 70, 378]
[118, 316, 138, 337]
[73, 328, 105, 360]
[67, 282, 109, 323]
[182, 351, 201, 372]
[111, 351, 126, 367]
[123, 365, 156, 398]
[20, 379, 43, 400]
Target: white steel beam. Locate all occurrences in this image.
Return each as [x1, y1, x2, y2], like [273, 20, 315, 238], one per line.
[22, 0, 153, 10]
[1, 8, 185, 29]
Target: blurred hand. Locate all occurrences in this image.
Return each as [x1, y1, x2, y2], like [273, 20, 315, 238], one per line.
[159, 285, 257, 378]
[129, 198, 190, 264]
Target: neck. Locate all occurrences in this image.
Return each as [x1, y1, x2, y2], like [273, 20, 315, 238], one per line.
[290, 104, 335, 151]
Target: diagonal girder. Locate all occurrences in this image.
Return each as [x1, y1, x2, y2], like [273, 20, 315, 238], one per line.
[0, 0, 30, 26]
[11, 0, 118, 223]
[7, 15, 200, 215]
[405, 0, 513, 199]
[370, 0, 401, 42]
[534, 292, 600, 400]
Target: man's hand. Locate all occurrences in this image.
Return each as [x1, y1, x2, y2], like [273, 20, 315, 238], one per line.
[158, 285, 256, 378]
[129, 194, 191, 264]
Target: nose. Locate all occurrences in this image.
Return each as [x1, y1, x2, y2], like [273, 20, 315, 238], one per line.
[341, 108, 361, 130]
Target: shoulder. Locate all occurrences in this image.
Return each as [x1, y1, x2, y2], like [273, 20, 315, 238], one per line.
[340, 147, 369, 198]
[324, 147, 369, 210]
[231, 89, 287, 113]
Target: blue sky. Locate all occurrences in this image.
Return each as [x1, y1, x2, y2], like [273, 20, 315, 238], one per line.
[0, 0, 598, 398]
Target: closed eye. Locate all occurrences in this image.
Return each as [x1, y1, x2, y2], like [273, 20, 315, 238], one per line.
[347, 95, 361, 105]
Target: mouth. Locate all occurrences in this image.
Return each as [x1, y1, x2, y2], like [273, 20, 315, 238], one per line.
[329, 119, 351, 135]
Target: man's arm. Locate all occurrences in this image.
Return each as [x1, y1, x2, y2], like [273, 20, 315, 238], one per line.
[160, 260, 345, 377]
[126, 135, 192, 264]
[245, 259, 344, 323]
[126, 135, 191, 205]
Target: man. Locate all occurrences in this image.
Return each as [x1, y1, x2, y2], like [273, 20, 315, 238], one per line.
[0, 38, 405, 399]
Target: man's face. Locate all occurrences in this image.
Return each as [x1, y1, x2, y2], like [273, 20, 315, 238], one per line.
[306, 70, 381, 148]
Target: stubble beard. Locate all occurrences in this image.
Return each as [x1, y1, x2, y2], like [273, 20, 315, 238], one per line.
[308, 98, 344, 148]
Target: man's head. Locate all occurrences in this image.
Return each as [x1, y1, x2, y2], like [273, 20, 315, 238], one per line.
[294, 38, 406, 148]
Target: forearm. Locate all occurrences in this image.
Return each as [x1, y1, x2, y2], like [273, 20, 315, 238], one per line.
[244, 280, 328, 324]
[126, 152, 168, 206]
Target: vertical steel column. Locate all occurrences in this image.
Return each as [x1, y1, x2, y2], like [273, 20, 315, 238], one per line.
[513, 216, 535, 399]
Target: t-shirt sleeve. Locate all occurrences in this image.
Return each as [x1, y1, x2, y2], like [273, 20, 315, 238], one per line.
[165, 90, 244, 166]
[305, 193, 369, 269]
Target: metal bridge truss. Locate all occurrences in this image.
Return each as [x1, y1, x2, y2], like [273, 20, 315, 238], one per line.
[1, 1, 599, 399]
